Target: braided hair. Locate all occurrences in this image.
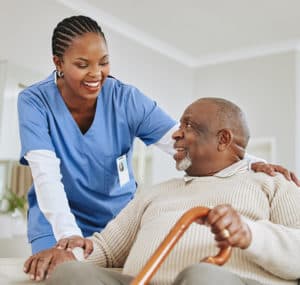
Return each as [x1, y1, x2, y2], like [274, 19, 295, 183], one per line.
[52, 15, 106, 57]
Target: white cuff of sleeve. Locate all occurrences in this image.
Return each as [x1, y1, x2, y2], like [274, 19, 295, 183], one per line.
[72, 247, 85, 261]
[154, 123, 179, 155]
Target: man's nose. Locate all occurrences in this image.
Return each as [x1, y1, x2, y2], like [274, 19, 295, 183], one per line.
[172, 128, 184, 140]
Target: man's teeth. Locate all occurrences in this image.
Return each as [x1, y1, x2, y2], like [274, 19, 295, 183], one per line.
[83, 81, 100, 87]
[176, 147, 185, 151]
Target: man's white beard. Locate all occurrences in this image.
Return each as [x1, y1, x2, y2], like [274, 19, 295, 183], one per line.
[176, 153, 192, 171]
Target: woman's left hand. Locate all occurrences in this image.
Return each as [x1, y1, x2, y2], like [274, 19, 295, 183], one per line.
[251, 162, 300, 187]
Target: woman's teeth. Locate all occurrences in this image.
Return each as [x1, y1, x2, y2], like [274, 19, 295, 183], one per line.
[83, 81, 100, 87]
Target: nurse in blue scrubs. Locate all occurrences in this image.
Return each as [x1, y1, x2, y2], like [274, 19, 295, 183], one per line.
[18, 15, 177, 254]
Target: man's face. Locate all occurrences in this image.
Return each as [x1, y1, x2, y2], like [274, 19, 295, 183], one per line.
[172, 101, 220, 176]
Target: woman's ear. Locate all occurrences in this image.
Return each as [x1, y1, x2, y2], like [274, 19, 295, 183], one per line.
[217, 129, 233, 151]
[53, 55, 63, 71]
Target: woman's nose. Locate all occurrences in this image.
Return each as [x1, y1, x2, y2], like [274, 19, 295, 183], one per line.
[88, 65, 102, 77]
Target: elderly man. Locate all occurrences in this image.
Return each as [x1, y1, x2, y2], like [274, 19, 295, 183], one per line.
[24, 98, 300, 285]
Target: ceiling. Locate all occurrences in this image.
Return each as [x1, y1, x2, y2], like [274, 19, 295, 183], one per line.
[2, 0, 300, 71]
[56, 0, 300, 67]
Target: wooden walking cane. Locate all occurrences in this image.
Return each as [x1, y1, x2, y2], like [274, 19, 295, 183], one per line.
[130, 207, 232, 285]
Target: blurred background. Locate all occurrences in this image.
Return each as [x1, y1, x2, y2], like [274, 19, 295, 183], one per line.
[0, 0, 300, 255]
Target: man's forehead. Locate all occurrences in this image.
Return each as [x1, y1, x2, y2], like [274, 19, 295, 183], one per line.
[181, 102, 212, 120]
[180, 110, 193, 122]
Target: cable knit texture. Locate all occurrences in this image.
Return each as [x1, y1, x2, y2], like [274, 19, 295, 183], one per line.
[85, 161, 300, 285]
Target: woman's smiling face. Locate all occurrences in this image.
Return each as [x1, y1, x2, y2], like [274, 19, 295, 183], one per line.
[53, 32, 110, 101]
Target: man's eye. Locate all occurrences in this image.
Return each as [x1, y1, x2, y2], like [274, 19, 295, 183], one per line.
[186, 123, 192, 128]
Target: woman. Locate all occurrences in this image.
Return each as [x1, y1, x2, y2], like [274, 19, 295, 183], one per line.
[18, 15, 176, 253]
[18, 15, 298, 254]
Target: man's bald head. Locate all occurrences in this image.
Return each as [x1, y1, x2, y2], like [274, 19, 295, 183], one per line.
[195, 97, 250, 150]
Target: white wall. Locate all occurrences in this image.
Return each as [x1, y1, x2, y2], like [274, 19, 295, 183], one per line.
[0, 61, 44, 159]
[295, 51, 300, 175]
[194, 52, 297, 171]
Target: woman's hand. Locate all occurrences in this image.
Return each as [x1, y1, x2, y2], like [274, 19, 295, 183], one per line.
[23, 248, 75, 281]
[56, 235, 93, 258]
[251, 162, 300, 187]
[202, 204, 252, 250]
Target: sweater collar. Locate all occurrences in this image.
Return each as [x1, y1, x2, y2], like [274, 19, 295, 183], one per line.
[183, 160, 248, 182]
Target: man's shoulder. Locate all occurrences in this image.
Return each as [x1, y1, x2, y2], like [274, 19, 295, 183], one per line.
[246, 171, 298, 194]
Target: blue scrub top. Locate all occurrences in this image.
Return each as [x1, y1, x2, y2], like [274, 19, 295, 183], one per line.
[18, 73, 176, 242]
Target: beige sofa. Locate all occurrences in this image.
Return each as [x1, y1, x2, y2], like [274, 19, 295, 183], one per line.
[0, 236, 36, 285]
[0, 258, 43, 285]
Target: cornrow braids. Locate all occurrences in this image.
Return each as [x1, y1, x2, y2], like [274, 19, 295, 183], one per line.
[52, 15, 106, 57]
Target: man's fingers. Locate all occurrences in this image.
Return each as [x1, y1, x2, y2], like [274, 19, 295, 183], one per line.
[210, 213, 235, 235]
[214, 224, 251, 249]
[207, 204, 230, 225]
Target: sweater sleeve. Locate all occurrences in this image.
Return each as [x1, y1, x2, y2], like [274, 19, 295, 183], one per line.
[244, 176, 300, 280]
[84, 190, 150, 268]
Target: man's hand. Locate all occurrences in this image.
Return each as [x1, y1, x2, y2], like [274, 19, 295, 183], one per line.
[251, 162, 300, 187]
[24, 248, 75, 281]
[56, 235, 93, 258]
[201, 204, 252, 250]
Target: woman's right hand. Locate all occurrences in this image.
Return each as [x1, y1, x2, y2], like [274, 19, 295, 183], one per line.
[56, 235, 93, 258]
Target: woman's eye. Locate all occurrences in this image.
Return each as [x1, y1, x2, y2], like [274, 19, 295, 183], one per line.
[99, 62, 109, 67]
[77, 64, 88, 68]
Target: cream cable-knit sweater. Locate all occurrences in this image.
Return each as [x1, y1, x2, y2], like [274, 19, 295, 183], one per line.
[85, 161, 300, 285]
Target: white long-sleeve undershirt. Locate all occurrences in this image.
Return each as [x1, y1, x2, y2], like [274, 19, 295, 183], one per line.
[25, 150, 83, 241]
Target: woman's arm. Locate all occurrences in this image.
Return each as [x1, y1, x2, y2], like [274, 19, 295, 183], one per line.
[26, 150, 82, 241]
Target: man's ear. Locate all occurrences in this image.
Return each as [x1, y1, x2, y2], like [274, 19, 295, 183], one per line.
[53, 55, 63, 71]
[217, 129, 233, 151]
